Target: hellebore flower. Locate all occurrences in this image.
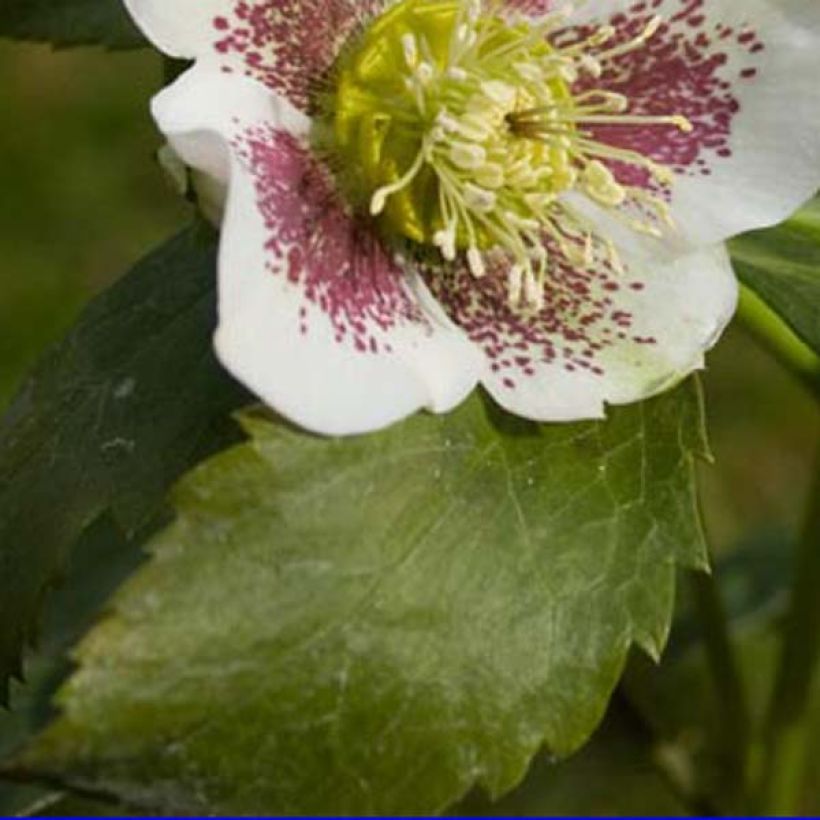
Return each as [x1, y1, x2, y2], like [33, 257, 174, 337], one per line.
[126, 0, 820, 435]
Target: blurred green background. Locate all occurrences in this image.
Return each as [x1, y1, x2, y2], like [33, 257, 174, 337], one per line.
[0, 42, 187, 406]
[1, 38, 816, 553]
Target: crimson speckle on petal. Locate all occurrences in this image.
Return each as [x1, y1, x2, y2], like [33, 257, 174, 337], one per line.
[233, 126, 428, 355]
[210, 0, 386, 110]
[564, 2, 766, 185]
[424, 247, 650, 386]
[132, 0, 820, 433]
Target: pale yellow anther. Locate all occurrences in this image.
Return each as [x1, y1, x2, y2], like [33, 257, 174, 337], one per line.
[505, 211, 540, 231]
[334, 0, 688, 312]
[592, 25, 616, 45]
[559, 63, 579, 83]
[642, 15, 663, 41]
[481, 80, 516, 108]
[369, 141, 427, 215]
[456, 23, 476, 47]
[401, 33, 418, 68]
[449, 141, 487, 170]
[628, 219, 664, 238]
[523, 269, 545, 311]
[583, 233, 594, 265]
[584, 160, 627, 207]
[474, 162, 505, 189]
[415, 61, 434, 84]
[464, 183, 497, 213]
[672, 115, 694, 133]
[507, 264, 524, 307]
[465, 0, 481, 23]
[439, 109, 491, 142]
[600, 93, 629, 113]
[525, 192, 557, 213]
[514, 62, 543, 83]
[650, 163, 676, 185]
[467, 247, 486, 278]
[506, 161, 538, 188]
[433, 226, 457, 261]
[579, 54, 602, 78]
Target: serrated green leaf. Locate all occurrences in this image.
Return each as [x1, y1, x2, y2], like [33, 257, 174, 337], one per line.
[16, 384, 709, 815]
[0, 227, 250, 701]
[0, 0, 145, 49]
[0, 516, 144, 816]
[730, 197, 820, 356]
[452, 705, 687, 816]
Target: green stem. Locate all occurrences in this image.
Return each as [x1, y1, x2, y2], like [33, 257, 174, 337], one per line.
[615, 692, 719, 816]
[735, 286, 820, 398]
[754, 455, 820, 815]
[689, 567, 751, 807]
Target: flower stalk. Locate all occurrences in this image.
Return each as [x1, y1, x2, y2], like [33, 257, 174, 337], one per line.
[689, 565, 752, 808]
[735, 285, 820, 399]
[752, 454, 820, 815]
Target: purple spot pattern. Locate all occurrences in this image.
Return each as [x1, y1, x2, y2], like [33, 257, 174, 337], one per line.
[555, 0, 765, 187]
[210, 0, 767, 388]
[424, 247, 653, 391]
[233, 126, 428, 355]
[211, 0, 385, 110]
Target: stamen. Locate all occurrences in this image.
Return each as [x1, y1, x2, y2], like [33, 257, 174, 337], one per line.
[481, 80, 516, 107]
[464, 182, 497, 213]
[433, 225, 458, 261]
[508, 264, 524, 307]
[401, 33, 418, 68]
[594, 15, 662, 62]
[327, 0, 692, 315]
[370, 142, 428, 215]
[467, 247, 486, 278]
[449, 141, 487, 170]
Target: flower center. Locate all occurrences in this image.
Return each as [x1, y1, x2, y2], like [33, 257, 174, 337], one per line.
[318, 0, 691, 310]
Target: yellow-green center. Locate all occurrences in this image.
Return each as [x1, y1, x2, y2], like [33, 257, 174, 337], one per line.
[318, 0, 690, 308]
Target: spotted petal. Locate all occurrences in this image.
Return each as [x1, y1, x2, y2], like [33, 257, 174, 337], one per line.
[124, 0, 386, 110]
[425, 244, 737, 421]
[558, 0, 820, 247]
[153, 66, 483, 435]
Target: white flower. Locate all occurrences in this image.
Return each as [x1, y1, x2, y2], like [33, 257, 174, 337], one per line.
[126, 0, 820, 435]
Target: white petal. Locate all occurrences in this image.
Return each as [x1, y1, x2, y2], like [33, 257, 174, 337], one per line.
[426, 245, 738, 422]
[153, 66, 482, 436]
[560, 0, 820, 246]
[126, 0, 386, 110]
[123, 0, 227, 58]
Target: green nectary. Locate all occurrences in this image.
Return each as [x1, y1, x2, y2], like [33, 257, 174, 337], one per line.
[325, 1, 571, 247]
[317, 0, 689, 309]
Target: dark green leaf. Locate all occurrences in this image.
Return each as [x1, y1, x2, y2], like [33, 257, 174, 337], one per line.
[15, 792, 140, 818]
[0, 227, 250, 701]
[0, 0, 145, 49]
[730, 197, 820, 356]
[16, 384, 708, 815]
[0, 516, 145, 816]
